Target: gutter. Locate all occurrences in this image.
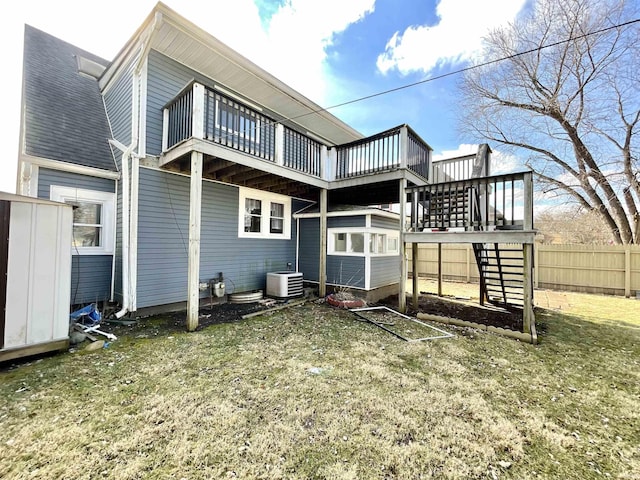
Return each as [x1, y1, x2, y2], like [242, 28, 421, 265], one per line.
[110, 14, 161, 319]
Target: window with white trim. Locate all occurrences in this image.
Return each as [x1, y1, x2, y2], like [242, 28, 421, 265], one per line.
[328, 228, 399, 256]
[50, 186, 115, 255]
[238, 188, 291, 239]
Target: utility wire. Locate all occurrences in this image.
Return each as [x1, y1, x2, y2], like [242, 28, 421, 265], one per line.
[286, 17, 640, 122]
[196, 17, 640, 143]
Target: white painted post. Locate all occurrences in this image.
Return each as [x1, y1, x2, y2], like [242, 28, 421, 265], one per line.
[327, 147, 337, 181]
[399, 126, 408, 169]
[192, 83, 205, 140]
[319, 189, 328, 297]
[187, 151, 203, 332]
[162, 108, 169, 152]
[275, 123, 285, 166]
[320, 145, 329, 180]
[399, 179, 407, 312]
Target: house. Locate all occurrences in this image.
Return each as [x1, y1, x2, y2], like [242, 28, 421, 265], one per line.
[16, 2, 536, 338]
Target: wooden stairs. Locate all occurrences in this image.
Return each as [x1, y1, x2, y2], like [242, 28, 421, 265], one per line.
[424, 185, 530, 312]
[473, 243, 527, 309]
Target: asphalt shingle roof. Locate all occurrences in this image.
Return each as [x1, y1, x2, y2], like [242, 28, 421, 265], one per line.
[22, 25, 117, 171]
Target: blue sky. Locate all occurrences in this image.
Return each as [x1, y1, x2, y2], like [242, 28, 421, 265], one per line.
[1, 0, 530, 193]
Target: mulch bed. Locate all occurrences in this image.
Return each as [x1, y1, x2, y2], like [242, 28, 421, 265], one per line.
[379, 293, 524, 332]
[107, 292, 524, 339]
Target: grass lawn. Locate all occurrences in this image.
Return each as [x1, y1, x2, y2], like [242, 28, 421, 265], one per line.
[1, 282, 639, 479]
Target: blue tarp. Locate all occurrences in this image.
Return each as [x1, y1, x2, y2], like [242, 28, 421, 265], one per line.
[69, 303, 102, 326]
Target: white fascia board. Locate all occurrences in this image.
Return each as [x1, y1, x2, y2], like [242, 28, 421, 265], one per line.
[21, 154, 120, 180]
[99, 9, 160, 92]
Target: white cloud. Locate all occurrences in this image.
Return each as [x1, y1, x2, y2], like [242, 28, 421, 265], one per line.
[252, 0, 375, 102]
[433, 144, 523, 174]
[0, 0, 375, 194]
[376, 0, 527, 75]
[433, 143, 478, 161]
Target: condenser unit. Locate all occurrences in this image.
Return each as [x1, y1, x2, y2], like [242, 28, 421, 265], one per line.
[266, 271, 304, 299]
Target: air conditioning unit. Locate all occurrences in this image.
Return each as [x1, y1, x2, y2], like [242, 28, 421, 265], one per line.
[266, 271, 304, 299]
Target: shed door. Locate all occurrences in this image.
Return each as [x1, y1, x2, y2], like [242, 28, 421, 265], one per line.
[0, 200, 10, 349]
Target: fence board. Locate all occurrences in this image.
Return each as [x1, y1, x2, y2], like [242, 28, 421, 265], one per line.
[409, 243, 640, 297]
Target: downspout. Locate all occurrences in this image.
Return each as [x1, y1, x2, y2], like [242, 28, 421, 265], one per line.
[111, 141, 132, 319]
[296, 217, 300, 272]
[110, 178, 119, 302]
[112, 12, 162, 318]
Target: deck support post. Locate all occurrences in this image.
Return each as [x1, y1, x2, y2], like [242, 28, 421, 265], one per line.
[523, 242, 536, 342]
[187, 151, 203, 332]
[437, 243, 443, 297]
[319, 188, 327, 298]
[412, 242, 419, 309]
[399, 179, 407, 313]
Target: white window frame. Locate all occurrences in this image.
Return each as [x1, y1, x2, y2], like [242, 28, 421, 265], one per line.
[238, 187, 291, 239]
[50, 185, 115, 255]
[327, 228, 399, 257]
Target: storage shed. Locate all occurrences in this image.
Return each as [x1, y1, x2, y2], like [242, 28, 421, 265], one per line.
[0, 193, 72, 362]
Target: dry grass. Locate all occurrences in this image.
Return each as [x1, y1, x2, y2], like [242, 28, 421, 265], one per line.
[1, 286, 639, 479]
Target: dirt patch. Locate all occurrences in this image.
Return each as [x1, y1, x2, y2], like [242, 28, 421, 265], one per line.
[379, 293, 524, 331]
[106, 302, 279, 338]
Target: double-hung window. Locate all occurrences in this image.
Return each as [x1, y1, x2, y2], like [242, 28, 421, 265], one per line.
[50, 186, 115, 255]
[239, 188, 291, 239]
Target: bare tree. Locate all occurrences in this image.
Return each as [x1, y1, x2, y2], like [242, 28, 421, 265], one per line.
[535, 206, 614, 244]
[460, 0, 640, 244]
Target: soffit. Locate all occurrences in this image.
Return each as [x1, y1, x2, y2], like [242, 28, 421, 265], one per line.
[149, 15, 362, 146]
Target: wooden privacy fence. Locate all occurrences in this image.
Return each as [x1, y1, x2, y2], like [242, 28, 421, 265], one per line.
[409, 243, 640, 298]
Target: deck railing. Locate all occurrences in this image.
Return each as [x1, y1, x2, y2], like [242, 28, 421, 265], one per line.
[335, 125, 431, 180]
[408, 171, 533, 232]
[283, 127, 323, 177]
[431, 153, 490, 183]
[163, 83, 431, 182]
[204, 89, 276, 161]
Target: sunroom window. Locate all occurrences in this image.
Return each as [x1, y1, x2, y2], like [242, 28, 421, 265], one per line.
[328, 228, 399, 256]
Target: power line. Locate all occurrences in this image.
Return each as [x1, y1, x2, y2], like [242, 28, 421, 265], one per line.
[207, 16, 639, 144]
[286, 17, 640, 122]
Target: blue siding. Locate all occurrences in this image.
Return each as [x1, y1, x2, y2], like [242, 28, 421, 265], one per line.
[136, 168, 297, 309]
[327, 256, 366, 288]
[371, 214, 399, 229]
[70, 256, 113, 305]
[146, 50, 211, 156]
[38, 168, 115, 305]
[328, 215, 366, 228]
[371, 256, 400, 288]
[38, 168, 115, 198]
[104, 58, 135, 167]
[298, 218, 320, 282]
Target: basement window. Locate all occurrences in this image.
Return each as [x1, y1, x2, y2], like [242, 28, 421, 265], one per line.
[238, 188, 291, 239]
[50, 186, 115, 255]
